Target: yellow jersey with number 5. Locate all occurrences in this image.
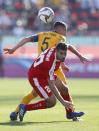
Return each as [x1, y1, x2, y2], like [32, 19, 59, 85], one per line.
[37, 31, 66, 54]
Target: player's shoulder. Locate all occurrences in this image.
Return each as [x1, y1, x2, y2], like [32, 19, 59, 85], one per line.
[44, 47, 55, 55]
[45, 47, 55, 58]
[38, 31, 62, 36]
[45, 47, 55, 63]
[61, 36, 67, 43]
[38, 31, 54, 35]
[52, 31, 67, 41]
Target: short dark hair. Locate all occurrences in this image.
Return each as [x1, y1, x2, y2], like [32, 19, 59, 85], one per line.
[56, 42, 67, 51]
[53, 21, 67, 29]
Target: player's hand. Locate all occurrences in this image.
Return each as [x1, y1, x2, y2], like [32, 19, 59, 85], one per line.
[79, 56, 91, 63]
[3, 48, 15, 54]
[63, 101, 74, 110]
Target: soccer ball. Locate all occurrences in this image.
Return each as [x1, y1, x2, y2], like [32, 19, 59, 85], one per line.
[38, 7, 54, 23]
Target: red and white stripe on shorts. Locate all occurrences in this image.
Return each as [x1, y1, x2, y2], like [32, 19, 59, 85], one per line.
[29, 77, 53, 99]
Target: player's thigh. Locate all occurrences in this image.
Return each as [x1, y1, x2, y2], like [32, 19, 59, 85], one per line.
[55, 76, 69, 94]
[29, 77, 53, 99]
[55, 67, 67, 84]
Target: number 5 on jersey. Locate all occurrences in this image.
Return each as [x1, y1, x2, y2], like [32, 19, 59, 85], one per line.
[41, 37, 50, 51]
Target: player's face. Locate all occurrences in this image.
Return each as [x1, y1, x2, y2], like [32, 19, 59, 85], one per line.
[55, 26, 66, 36]
[56, 49, 66, 62]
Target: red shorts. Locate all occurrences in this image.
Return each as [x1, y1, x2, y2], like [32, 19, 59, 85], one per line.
[28, 76, 53, 99]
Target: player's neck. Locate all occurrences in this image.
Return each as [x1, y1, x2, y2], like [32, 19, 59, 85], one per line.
[53, 31, 66, 37]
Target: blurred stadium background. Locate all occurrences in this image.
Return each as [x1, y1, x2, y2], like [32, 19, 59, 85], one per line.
[0, 0, 99, 78]
[0, 1, 99, 131]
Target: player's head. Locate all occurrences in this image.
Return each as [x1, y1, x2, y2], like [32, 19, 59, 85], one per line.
[53, 21, 67, 36]
[56, 42, 67, 62]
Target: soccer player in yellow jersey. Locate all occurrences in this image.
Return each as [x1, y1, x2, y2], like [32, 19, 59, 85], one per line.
[4, 21, 88, 121]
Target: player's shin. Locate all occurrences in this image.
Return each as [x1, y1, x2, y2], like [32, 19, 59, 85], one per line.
[61, 92, 85, 120]
[26, 100, 47, 111]
[26, 95, 56, 111]
[61, 92, 74, 113]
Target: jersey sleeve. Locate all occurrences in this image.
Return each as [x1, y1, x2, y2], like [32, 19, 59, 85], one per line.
[25, 34, 39, 42]
[31, 32, 44, 42]
[32, 35, 38, 42]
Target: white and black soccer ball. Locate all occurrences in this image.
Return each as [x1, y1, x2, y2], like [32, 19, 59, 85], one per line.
[38, 7, 54, 23]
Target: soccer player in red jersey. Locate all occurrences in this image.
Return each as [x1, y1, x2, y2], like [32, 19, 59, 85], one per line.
[4, 22, 88, 121]
[17, 43, 84, 121]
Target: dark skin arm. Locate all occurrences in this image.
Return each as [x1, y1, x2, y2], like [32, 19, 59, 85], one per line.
[3, 36, 33, 54]
[68, 45, 90, 63]
[48, 79, 73, 110]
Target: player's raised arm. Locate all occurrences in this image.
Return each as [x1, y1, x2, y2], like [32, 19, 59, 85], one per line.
[68, 45, 90, 63]
[48, 80, 73, 110]
[3, 35, 38, 54]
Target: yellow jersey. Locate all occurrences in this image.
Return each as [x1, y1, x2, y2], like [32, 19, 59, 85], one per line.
[32, 31, 67, 84]
[37, 31, 67, 54]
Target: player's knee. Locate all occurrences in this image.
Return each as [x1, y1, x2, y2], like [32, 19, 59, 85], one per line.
[46, 95, 57, 108]
[32, 90, 38, 97]
[49, 99, 56, 108]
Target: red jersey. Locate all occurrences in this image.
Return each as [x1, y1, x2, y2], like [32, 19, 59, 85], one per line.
[28, 48, 61, 80]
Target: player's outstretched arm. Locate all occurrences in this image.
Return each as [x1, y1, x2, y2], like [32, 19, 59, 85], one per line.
[48, 80, 73, 110]
[3, 37, 33, 54]
[68, 45, 90, 63]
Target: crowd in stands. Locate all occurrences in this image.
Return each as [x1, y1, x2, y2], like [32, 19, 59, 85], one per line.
[0, 0, 99, 36]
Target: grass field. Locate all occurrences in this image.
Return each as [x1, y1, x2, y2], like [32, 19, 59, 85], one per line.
[0, 78, 99, 131]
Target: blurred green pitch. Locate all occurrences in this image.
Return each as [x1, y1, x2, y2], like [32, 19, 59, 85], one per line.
[0, 78, 99, 131]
